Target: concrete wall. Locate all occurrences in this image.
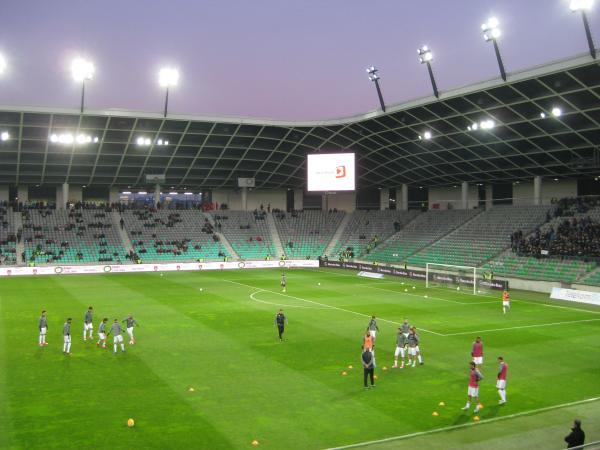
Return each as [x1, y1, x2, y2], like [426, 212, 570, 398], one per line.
[428, 186, 478, 210]
[294, 190, 303, 211]
[69, 186, 83, 203]
[326, 192, 356, 212]
[513, 179, 577, 206]
[0, 185, 8, 203]
[212, 189, 286, 211]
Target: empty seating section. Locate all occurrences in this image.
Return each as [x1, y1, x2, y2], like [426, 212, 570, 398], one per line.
[0, 205, 17, 265]
[22, 209, 127, 264]
[487, 253, 595, 284]
[275, 210, 344, 258]
[331, 210, 419, 258]
[213, 211, 275, 259]
[364, 210, 479, 264]
[408, 206, 549, 267]
[122, 210, 226, 262]
[579, 268, 600, 286]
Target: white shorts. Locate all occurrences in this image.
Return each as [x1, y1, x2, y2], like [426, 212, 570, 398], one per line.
[98, 332, 106, 340]
[394, 346, 405, 358]
[84, 323, 93, 331]
[503, 301, 509, 307]
[126, 327, 134, 337]
[369, 330, 377, 339]
[63, 335, 71, 343]
[40, 327, 47, 335]
[409, 346, 420, 356]
[496, 379, 506, 389]
[113, 335, 124, 344]
[473, 356, 483, 365]
[468, 386, 479, 397]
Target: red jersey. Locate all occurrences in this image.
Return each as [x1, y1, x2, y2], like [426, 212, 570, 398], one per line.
[498, 362, 508, 380]
[469, 368, 482, 387]
[502, 291, 510, 302]
[472, 342, 483, 357]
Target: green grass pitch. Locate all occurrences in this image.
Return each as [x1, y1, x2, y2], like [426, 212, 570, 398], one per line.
[1, 268, 599, 449]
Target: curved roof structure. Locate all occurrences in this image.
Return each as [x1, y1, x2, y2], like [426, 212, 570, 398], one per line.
[0, 54, 598, 190]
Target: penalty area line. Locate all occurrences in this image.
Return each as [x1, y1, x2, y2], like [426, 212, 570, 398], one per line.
[224, 279, 444, 337]
[324, 396, 600, 450]
[443, 318, 600, 336]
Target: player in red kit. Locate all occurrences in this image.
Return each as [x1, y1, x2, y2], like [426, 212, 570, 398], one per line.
[471, 336, 484, 367]
[502, 290, 510, 314]
[462, 362, 483, 413]
[497, 356, 508, 405]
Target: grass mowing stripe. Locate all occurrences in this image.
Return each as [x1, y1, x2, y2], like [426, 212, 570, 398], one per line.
[224, 279, 445, 336]
[442, 318, 600, 336]
[250, 289, 330, 309]
[325, 396, 600, 450]
[358, 284, 497, 305]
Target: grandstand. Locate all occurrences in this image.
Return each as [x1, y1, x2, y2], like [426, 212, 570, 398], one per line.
[212, 210, 276, 260]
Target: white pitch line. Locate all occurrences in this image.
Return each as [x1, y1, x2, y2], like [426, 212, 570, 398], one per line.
[443, 318, 600, 336]
[324, 396, 600, 450]
[358, 283, 497, 306]
[224, 279, 445, 336]
[249, 289, 329, 309]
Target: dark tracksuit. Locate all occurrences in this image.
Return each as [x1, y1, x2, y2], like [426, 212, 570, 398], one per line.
[275, 313, 286, 340]
[362, 349, 375, 387]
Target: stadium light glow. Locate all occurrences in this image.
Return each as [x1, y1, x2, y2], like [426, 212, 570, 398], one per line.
[419, 131, 433, 140]
[138, 191, 147, 195]
[569, 0, 596, 58]
[159, 67, 179, 117]
[0, 131, 9, 141]
[366, 66, 386, 112]
[169, 192, 178, 195]
[552, 107, 563, 117]
[122, 191, 132, 195]
[540, 112, 546, 118]
[50, 132, 97, 145]
[481, 17, 507, 81]
[468, 120, 495, 131]
[417, 46, 439, 98]
[0, 54, 6, 75]
[183, 192, 194, 196]
[71, 57, 95, 113]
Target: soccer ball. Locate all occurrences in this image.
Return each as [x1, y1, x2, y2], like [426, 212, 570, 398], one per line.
[318, 282, 321, 286]
[252, 440, 259, 446]
[127, 418, 135, 427]
[456, 287, 460, 291]
[199, 288, 203, 292]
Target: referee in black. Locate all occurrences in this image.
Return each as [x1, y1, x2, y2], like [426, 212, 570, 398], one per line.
[362, 348, 375, 389]
[275, 309, 288, 341]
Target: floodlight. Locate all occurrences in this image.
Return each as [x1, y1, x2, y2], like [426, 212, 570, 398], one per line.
[0, 131, 9, 141]
[138, 191, 147, 195]
[136, 137, 144, 146]
[71, 58, 94, 82]
[570, 0, 594, 11]
[169, 192, 178, 195]
[50, 134, 59, 143]
[366, 66, 386, 112]
[144, 138, 151, 146]
[157, 139, 163, 145]
[159, 67, 179, 88]
[417, 45, 439, 98]
[122, 191, 132, 195]
[540, 112, 546, 118]
[184, 192, 194, 196]
[422, 131, 432, 140]
[481, 17, 507, 81]
[93, 137, 99, 143]
[0, 54, 6, 74]
[552, 107, 563, 117]
[76, 134, 87, 144]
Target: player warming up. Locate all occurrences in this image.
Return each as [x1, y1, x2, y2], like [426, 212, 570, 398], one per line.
[63, 318, 72, 355]
[401, 318, 410, 339]
[367, 316, 379, 340]
[97, 318, 108, 348]
[83, 306, 93, 341]
[280, 272, 287, 293]
[393, 326, 408, 369]
[107, 319, 125, 353]
[275, 309, 287, 341]
[38, 310, 49, 347]
[462, 362, 483, 413]
[502, 290, 510, 314]
[122, 315, 138, 345]
[408, 327, 423, 367]
[497, 356, 508, 405]
[472, 336, 484, 367]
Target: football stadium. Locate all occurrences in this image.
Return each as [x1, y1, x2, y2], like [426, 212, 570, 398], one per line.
[1, 1, 600, 449]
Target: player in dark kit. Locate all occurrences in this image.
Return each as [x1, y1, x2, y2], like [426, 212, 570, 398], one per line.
[275, 309, 288, 341]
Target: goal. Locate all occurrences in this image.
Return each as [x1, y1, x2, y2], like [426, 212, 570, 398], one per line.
[425, 263, 477, 295]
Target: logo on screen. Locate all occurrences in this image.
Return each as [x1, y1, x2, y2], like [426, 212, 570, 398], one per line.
[335, 166, 346, 178]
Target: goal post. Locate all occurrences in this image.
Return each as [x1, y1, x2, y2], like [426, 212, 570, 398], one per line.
[426, 263, 477, 295]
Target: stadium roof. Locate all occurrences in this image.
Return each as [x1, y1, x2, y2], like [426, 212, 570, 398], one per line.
[0, 53, 599, 190]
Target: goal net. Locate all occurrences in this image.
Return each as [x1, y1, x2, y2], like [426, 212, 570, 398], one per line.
[426, 263, 477, 295]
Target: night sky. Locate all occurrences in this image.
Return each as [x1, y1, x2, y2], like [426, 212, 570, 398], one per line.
[1, 0, 598, 120]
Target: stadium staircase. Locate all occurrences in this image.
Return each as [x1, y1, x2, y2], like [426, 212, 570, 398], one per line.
[265, 213, 285, 258]
[13, 210, 24, 265]
[205, 212, 239, 260]
[322, 212, 352, 258]
[112, 211, 134, 253]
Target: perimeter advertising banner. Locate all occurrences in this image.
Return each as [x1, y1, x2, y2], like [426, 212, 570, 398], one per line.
[320, 261, 508, 291]
[0, 260, 319, 277]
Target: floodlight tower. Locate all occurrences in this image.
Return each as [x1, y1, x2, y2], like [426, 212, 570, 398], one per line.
[569, 0, 596, 59]
[159, 67, 179, 117]
[71, 58, 95, 113]
[366, 66, 386, 112]
[417, 46, 439, 98]
[481, 17, 506, 81]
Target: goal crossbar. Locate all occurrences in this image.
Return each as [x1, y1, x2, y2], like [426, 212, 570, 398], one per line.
[425, 263, 477, 295]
